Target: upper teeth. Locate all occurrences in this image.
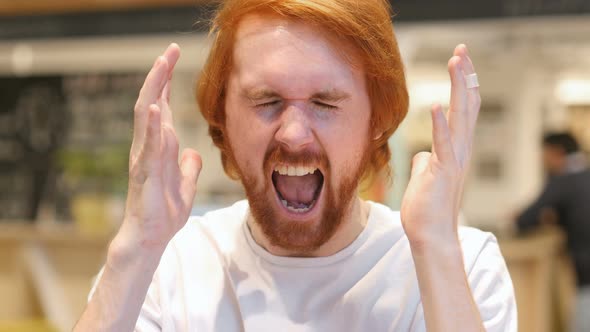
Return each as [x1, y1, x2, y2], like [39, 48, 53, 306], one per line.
[274, 165, 317, 176]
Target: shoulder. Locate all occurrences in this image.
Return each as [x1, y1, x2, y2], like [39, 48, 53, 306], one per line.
[459, 227, 518, 331]
[365, 201, 497, 260]
[153, 200, 249, 275]
[366, 203, 516, 330]
[366, 201, 403, 232]
[458, 227, 500, 271]
[168, 200, 249, 254]
[368, 201, 510, 283]
[457, 226, 514, 287]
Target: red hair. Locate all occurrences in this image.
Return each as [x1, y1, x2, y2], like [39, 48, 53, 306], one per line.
[196, 0, 409, 182]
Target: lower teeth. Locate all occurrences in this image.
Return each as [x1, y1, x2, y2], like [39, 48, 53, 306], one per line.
[281, 199, 315, 213]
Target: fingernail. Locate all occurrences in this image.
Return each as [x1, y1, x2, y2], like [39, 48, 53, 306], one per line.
[461, 44, 469, 56]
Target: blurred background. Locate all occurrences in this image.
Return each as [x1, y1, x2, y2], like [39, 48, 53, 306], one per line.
[1, 0, 589, 331]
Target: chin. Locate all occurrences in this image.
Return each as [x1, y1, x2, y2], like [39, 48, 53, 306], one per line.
[239, 146, 365, 254]
[246, 171, 350, 254]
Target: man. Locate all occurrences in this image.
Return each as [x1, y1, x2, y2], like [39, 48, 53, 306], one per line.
[517, 132, 590, 332]
[75, 0, 516, 331]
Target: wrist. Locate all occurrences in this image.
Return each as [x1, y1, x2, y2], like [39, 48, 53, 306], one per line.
[408, 230, 462, 261]
[107, 223, 166, 273]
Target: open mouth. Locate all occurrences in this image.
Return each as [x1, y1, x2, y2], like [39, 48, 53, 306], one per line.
[271, 165, 324, 214]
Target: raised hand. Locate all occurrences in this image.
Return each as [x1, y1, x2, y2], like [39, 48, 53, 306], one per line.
[400, 44, 481, 249]
[113, 43, 202, 259]
[75, 44, 203, 332]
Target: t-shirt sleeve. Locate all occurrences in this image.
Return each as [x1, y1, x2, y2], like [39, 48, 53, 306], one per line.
[134, 272, 162, 332]
[87, 266, 162, 332]
[467, 235, 518, 332]
[409, 232, 518, 332]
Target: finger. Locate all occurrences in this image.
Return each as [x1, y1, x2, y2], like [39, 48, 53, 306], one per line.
[162, 125, 180, 165]
[162, 125, 181, 187]
[132, 56, 169, 156]
[141, 104, 163, 173]
[160, 44, 181, 127]
[163, 43, 180, 103]
[163, 43, 180, 81]
[454, 44, 481, 136]
[161, 125, 185, 217]
[160, 82, 174, 129]
[454, 44, 475, 77]
[448, 55, 467, 140]
[447, 54, 469, 162]
[179, 149, 202, 208]
[431, 104, 455, 165]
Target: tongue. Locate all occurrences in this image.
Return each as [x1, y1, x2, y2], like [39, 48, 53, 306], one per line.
[274, 172, 321, 205]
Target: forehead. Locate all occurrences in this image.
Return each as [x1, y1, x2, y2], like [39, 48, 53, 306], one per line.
[231, 13, 364, 96]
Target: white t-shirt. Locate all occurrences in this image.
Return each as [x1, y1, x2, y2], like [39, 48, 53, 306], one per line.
[91, 200, 517, 331]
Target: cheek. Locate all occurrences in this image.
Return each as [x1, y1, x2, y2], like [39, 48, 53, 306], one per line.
[321, 110, 371, 184]
[225, 104, 271, 176]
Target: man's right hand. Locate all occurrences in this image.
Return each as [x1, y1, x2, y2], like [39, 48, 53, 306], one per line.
[75, 43, 202, 332]
[110, 43, 202, 266]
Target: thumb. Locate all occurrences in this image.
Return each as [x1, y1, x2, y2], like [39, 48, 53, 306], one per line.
[410, 151, 430, 178]
[179, 148, 202, 207]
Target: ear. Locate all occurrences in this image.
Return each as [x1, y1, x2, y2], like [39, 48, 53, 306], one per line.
[373, 131, 383, 141]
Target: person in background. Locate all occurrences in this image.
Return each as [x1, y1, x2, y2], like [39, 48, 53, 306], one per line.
[516, 132, 590, 332]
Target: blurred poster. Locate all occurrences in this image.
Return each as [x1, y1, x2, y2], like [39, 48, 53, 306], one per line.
[0, 72, 143, 223]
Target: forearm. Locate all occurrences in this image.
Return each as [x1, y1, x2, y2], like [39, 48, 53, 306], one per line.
[74, 234, 163, 332]
[411, 237, 485, 332]
[74, 43, 199, 331]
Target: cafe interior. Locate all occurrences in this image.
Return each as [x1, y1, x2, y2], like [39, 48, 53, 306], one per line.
[0, 0, 590, 331]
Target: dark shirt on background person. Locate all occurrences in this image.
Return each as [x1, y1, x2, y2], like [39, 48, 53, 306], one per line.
[517, 133, 590, 286]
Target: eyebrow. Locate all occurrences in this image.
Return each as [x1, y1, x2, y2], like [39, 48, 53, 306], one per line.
[243, 88, 280, 101]
[311, 90, 351, 102]
[243, 88, 351, 102]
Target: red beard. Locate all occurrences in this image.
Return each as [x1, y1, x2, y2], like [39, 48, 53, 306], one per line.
[236, 144, 367, 254]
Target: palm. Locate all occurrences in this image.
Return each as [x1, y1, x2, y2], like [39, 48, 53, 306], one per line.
[400, 45, 480, 245]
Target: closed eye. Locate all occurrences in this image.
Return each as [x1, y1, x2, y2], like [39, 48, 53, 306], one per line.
[312, 101, 338, 110]
[256, 100, 281, 109]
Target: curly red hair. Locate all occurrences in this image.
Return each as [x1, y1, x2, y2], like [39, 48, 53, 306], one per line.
[196, 0, 409, 183]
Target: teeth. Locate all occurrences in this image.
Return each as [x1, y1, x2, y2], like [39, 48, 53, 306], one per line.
[295, 166, 307, 176]
[287, 206, 310, 213]
[281, 165, 289, 175]
[280, 199, 316, 214]
[274, 165, 317, 176]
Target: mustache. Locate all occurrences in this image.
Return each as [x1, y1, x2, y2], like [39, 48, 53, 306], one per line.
[263, 145, 329, 172]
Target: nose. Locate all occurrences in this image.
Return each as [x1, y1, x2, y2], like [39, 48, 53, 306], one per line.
[274, 104, 314, 152]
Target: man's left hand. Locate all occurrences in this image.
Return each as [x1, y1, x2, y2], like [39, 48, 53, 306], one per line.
[400, 44, 481, 251]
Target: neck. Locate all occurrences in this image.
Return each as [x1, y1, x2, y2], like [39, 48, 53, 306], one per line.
[247, 197, 370, 257]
